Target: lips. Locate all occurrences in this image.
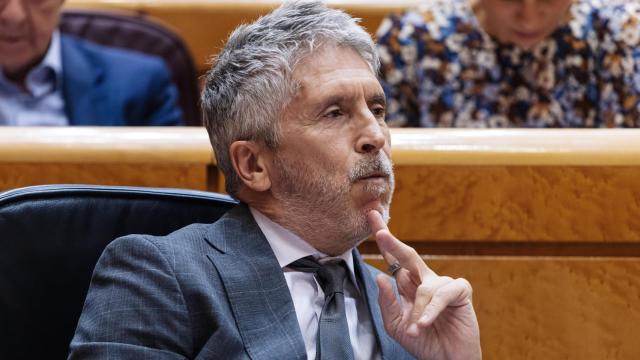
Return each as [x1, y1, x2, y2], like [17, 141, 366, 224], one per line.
[0, 34, 27, 48]
[354, 166, 391, 182]
[357, 173, 389, 181]
[350, 154, 394, 184]
[0, 25, 30, 38]
[513, 30, 544, 40]
[355, 174, 390, 194]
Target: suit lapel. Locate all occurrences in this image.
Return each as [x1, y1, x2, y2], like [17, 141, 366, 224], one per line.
[204, 205, 307, 360]
[60, 35, 107, 125]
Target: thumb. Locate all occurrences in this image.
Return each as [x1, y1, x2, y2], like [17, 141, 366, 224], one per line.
[376, 274, 403, 334]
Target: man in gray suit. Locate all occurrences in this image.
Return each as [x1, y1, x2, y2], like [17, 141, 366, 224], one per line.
[69, 1, 481, 359]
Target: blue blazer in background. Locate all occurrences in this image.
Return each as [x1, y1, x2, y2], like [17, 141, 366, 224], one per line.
[69, 204, 414, 359]
[60, 34, 183, 126]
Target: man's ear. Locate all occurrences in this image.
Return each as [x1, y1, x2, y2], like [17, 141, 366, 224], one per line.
[229, 141, 272, 192]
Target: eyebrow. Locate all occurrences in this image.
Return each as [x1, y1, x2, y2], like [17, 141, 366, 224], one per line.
[316, 93, 386, 111]
[368, 94, 387, 106]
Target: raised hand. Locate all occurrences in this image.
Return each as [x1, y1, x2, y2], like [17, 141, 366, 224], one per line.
[367, 210, 481, 360]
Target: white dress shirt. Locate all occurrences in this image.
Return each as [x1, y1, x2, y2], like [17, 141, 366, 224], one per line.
[250, 207, 381, 360]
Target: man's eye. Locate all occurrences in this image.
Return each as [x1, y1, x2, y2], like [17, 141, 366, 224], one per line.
[323, 108, 344, 118]
[371, 106, 386, 118]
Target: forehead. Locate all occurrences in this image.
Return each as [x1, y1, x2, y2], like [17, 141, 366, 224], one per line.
[482, 0, 572, 7]
[292, 45, 382, 98]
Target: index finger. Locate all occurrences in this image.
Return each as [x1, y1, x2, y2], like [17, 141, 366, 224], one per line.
[367, 210, 434, 279]
[367, 208, 390, 235]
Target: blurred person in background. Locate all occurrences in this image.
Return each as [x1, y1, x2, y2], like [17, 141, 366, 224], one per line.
[0, 0, 183, 125]
[377, 0, 640, 128]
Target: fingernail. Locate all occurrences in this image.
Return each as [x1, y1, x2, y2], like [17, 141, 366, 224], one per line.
[407, 323, 419, 336]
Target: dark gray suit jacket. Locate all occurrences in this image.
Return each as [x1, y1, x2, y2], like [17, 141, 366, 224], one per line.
[69, 205, 413, 359]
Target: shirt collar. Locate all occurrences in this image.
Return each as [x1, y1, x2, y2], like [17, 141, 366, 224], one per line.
[40, 30, 63, 81]
[249, 207, 359, 289]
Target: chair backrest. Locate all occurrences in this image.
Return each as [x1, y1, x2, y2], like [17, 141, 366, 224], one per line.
[59, 9, 202, 126]
[0, 185, 237, 359]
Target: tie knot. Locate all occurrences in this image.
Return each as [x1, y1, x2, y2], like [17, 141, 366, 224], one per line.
[316, 260, 348, 295]
[288, 257, 349, 295]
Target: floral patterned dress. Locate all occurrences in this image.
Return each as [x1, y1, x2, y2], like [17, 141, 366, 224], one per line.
[377, 0, 640, 127]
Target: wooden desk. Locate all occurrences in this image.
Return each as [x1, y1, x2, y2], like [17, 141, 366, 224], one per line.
[0, 127, 215, 191]
[365, 255, 640, 360]
[383, 129, 640, 253]
[2, 127, 639, 359]
[65, 0, 420, 74]
[7, 128, 640, 250]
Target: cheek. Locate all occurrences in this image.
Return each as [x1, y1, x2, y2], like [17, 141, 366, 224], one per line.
[551, 2, 572, 23]
[34, 9, 60, 38]
[486, 7, 517, 34]
[383, 147, 392, 162]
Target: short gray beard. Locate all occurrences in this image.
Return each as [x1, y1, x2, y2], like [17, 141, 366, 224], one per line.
[270, 152, 394, 255]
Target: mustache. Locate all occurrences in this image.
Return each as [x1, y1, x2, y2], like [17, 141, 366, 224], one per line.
[349, 154, 394, 183]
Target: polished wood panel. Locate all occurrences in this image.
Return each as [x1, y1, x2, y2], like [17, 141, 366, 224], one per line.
[364, 255, 640, 360]
[0, 163, 207, 192]
[390, 129, 640, 166]
[388, 129, 640, 242]
[0, 127, 212, 163]
[0, 127, 214, 192]
[358, 240, 640, 257]
[3, 128, 640, 244]
[65, 0, 420, 73]
[390, 165, 640, 242]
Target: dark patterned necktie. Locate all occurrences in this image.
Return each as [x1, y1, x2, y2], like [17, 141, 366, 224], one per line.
[289, 256, 355, 360]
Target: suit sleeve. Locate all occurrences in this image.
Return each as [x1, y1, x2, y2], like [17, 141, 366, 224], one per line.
[68, 235, 193, 359]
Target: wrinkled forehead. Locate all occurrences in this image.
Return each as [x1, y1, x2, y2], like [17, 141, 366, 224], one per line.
[293, 43, 374, 74]
[279, 46, 384, 129]
[291, 44, 377, 93]
[479, 0, 573, 8]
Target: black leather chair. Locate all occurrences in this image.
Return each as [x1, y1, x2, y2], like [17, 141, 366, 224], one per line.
[0, 185, 237, 360]
[59, 9, 201, 126]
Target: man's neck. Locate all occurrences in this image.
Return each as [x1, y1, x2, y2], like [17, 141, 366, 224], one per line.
[250, 204, 361, 256]
[241, 190, 367, 256]
[3, 69, 28, 92]
[250, 206, 357, 266]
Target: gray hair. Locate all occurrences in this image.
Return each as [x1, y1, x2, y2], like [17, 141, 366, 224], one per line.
[201, 0, 379, 198]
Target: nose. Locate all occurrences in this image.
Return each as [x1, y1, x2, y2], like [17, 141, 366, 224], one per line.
[516, 0, 541, 28]
[0, 0, 28, 25]
[355, 109, 387, 154]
